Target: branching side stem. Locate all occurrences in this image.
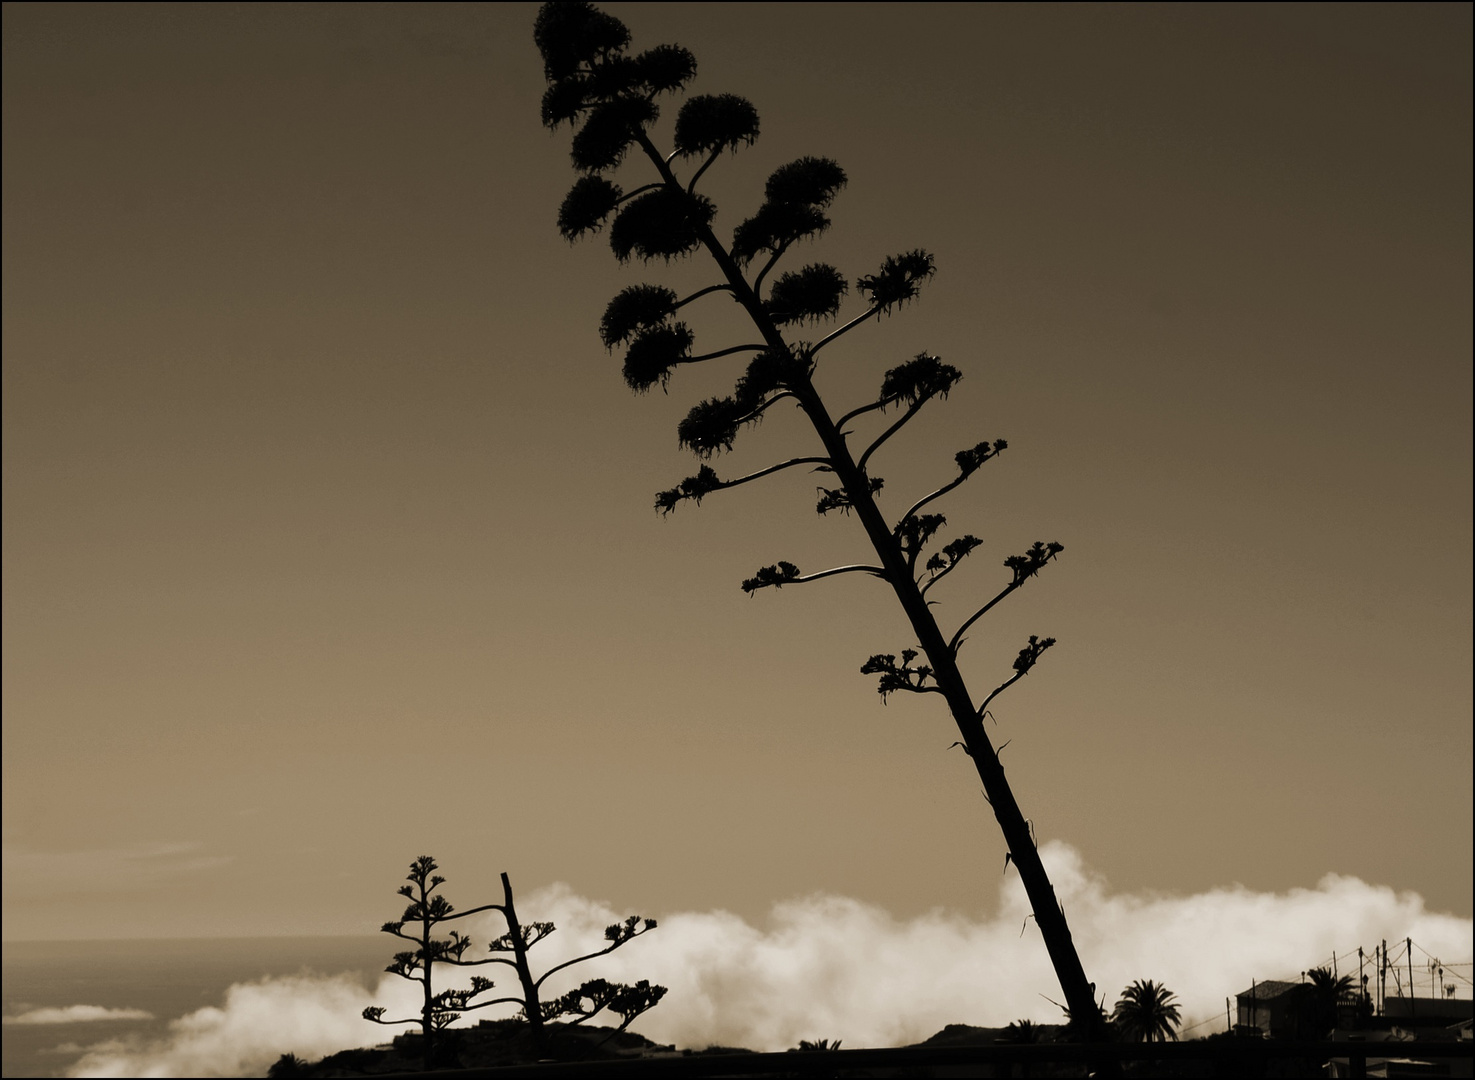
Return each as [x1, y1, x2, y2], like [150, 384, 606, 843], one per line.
[835, 393, 901, 431]
[857, 396, 928, 474]
[977, 669, 1029, 726]
[752, 239, 794, 294]
[811, 304, 881, 355]
[900, 470, 974, 526]
[704, 455, 832, 495]
[948, 584, 1018, 655]
[688, 343, 767, 363]
[787, 564, 888, 586]
[674, 283, 732, 310]
[919, 558, 964, 598]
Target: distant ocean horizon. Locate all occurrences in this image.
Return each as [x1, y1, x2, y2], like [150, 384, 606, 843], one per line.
[2, 935, 390, 1079]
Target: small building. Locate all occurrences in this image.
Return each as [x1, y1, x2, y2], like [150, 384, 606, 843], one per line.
[1383, 997, 1475, 1025]
[1235, 981, 1302, 1037]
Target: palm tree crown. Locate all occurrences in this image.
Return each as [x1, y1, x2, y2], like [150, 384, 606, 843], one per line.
[1294, 966, 1356, 1036]
[1002, 1019, 1042, 1044]
[1112, 979, 1183, 1043]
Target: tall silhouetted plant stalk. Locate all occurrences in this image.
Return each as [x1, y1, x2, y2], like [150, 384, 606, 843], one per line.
[364, 857, 666, 1067]
[363, 856, 505, 1072]
[483, 869, 666, 1053]
[534, 2, 1107, 1036]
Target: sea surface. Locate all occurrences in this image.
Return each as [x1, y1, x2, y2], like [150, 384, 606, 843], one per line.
[1, 936, 388, 1079]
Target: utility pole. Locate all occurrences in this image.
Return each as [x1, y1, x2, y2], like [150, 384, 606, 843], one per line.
[1381, 938, 1388, 1014]
[1359, 946, 1367, 1018]
[1408, 937, 1416, 1017]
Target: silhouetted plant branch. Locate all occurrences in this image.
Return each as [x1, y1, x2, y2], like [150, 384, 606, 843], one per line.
[656, 457, 831, 515]
[861, 648, 942, 701]
[833, 394, 895, 431]
[894, 512, 948, 574]
[976, 635, 1058, 721]
[752, 243, 794, 294]
[920, 535, 985, 598]
[673, 282, 732, 309]
[855, 354, 962, 473]
[900, 439, 1008, 525]
[948, 542, 1065, 655]
[810, 304, 883, 356]
[530, 914, 658, 993]
[742, 561, 887, 595]
[689, 343, 768, 363]
[816, 475, 883, 516]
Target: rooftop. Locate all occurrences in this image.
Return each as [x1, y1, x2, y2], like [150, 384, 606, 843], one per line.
[1236, 981, 1302, 1002]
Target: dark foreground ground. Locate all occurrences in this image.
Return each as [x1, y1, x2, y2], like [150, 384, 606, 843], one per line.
[273, 1022, 1035, 1076]
[268, 1021, 1475, 1078]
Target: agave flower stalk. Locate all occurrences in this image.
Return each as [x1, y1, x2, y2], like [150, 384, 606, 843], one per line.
[534, 1, 1107, 1039]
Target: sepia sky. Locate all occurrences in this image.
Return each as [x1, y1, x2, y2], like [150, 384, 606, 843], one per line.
[3, 2, 1471, 943]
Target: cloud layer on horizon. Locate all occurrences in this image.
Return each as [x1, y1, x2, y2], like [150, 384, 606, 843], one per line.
[65, 844, 1474, 1077]
[4, 1005, 155, 1025]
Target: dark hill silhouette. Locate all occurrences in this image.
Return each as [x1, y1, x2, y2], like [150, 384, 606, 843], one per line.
[274, 1022, 1074, 1075]
[273, 1019, 675, 1076]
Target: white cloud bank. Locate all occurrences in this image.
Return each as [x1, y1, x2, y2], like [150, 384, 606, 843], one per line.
[65, 844, 1473, 1077]
[5, 1005, 155, 1025]
[67, 975, 404, 1078]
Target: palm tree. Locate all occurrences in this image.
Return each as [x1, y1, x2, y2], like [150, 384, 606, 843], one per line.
[1292, 966, 1355, 1037]
[1001, 1019, 1042, 1044]
[1112, 980, 1183, 1043]
[1001, 1019, 1045, 1075]
[266, 1054, 307, 1078]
